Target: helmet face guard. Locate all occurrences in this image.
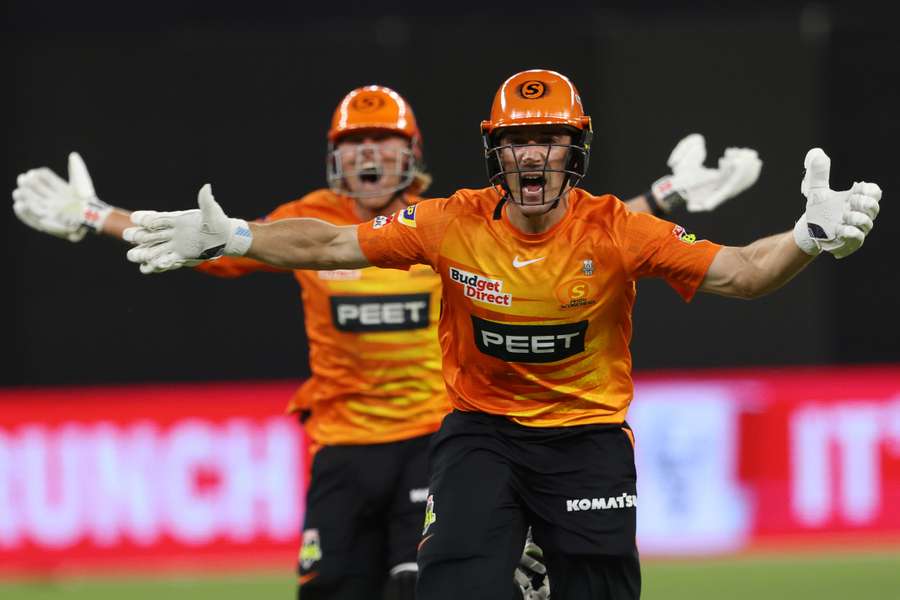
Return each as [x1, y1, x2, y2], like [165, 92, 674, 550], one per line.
[326, 85, 427, 198]
[480, 70, 593, 207]
[483, 127, 592, 206]
[326, 142, 418, 199]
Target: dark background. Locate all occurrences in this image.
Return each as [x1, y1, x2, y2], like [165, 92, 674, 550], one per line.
[5, 1, 898, 386]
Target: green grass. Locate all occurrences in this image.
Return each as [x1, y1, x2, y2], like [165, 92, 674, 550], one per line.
[2, 552, 898, 599]
[0, 572, 293, 600]
[642, 552, 900, 600]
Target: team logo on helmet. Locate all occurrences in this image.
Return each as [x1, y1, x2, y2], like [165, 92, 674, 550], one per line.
[519, 80, 547, 99]
[350, 93, 386, 113]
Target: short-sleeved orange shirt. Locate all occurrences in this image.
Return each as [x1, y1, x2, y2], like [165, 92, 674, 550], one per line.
[196, 189, 448, 446]
[357, 186, 722, 427]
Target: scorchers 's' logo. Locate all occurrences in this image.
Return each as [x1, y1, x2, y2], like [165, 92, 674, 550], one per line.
[519, 80, 547, 99]
[555, 279, 598, 309]
[350, 92, 385, 113]
[448, 267, 512, 307]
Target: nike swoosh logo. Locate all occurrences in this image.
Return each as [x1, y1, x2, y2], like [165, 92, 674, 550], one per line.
[512, 256, 545, 268]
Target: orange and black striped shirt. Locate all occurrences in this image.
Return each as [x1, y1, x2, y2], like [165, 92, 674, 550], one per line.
[197, 189, 448, 445]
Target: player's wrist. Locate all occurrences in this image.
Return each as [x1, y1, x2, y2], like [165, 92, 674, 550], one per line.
[80, 197, 113, 234]
[644, 189, 666, 217]
[224, 218, 253, 256]
[649, 175, 685, 215]
[792, 214, 822, 256]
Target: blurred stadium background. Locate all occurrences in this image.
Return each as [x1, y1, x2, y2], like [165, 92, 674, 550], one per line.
[4, 0, 899, 598]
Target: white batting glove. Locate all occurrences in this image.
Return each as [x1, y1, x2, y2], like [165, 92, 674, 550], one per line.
[514, 533, 550, 600]
[11, 152, 112, 242]
[793, 148, 881, 259]
[650, 133, 762, 213]
[124, 184, 253, 274]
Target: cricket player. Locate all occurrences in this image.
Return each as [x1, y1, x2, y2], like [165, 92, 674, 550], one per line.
[13, 78, 765, 600]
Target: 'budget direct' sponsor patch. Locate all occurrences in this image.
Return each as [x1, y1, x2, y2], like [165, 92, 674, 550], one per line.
[448, 267, 512, 307]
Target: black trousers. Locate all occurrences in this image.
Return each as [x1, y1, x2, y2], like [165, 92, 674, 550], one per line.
[417, 411, 641, 600]
[299, 434, 432, 600]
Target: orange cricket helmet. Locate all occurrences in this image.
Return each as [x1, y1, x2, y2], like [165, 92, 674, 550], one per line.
[480, 69, 592, 136]
[481, 70, 593, 207]
[328, 85, 421, 146]
[326, 85, 430, 198]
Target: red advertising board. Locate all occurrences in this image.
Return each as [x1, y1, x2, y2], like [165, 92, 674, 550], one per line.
[631, 365, 900, 554]
[0, 381, 306, 574]
[1, 367, 899, 573]
[733, 367, 900, 548]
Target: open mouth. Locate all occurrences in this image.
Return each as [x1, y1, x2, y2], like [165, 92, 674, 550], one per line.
[520, 173, 546, 194]
[358, 165, 382, 184]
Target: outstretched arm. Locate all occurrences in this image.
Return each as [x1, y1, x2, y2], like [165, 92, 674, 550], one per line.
[99, 209, 136, 238]
[700, 232, 813, 299]
[246, 218, 369, 270]
[11, 153, 197, 241]
[125, 184, 371, 273]
[699, 148, 880, 299]
[624, 194, 655, 214]
[12, 153, 284, 277]
[624, 133, 762, 215]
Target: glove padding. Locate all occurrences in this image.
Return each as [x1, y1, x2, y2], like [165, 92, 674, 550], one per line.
[514, 537, 550, 600]
[793, 148, 881, 259]
[651, 133, 762, 213]
[124, 183, 253, 274]
[11, 153, 111, 242]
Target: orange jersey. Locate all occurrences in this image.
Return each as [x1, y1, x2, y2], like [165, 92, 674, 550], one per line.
[357, 186, 722, 428]
[197, 189, 448, 445]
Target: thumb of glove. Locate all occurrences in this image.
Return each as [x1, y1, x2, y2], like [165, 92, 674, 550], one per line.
[68, 152, 96, 198]
[196, 183, 253, 257]
[197, 183, 227, 232]
[668, 133, 706, 173]
[801, 148, 830, 196]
